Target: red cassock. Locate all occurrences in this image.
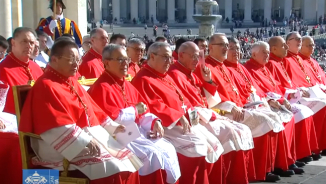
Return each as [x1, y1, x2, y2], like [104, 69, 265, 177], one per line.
[168, 61, 254, 184]
[266, 54, 319, 159]
[299, 53, 326, 85]
[0, 53, 43, 184]
[224, 60, 266, 105]
[0, 53, 43, 114]
[245, 58, 317, 162]
[131, 64, 214, 184]
[87, 71, 169, 184]
[128, 62, 141, 78]
[194, 56, 288, 181]
[79, 48, 104, 79]
[19, 66, 139, 184]
[224, 60, 298, 165]
[283, 52, 326, 152]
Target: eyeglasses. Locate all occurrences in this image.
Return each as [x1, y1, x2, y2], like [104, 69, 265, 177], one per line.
[129, 47, 145, 53]
[211, 43, 229, 48]
[153, 53, 173, 62]
[182, 52, 200, 60]
[60, 56, 82, 65]
[108, 57, 131, 64]
[229, 47, 240, 52]
[288, 37, 302, 41]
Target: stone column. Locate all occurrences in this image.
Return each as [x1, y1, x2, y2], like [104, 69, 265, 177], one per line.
[149, 0, 158, 23]
[130, 0, 139, 21]
[0, 0, 12, 38]
[112, 0, 120, 23]
[93, 0, 102, 21]
[138, 0, 147, 19]
[264, 0, 272, 22]
[302, 0, 316, 23]
[317, 0, 325, 20]
[284, 0, 292, 19]
[22, 0, 38, 29]
[243, 0, 253, 22]
[64, 0, 88, 37]
[167, 0, 175, 23]
[11, 0, 23, 29]
[186, 0, 195, 23]
[224, 0, 232, 22]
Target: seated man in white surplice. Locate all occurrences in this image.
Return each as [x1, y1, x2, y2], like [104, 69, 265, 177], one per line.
[19, 38, 142, 184]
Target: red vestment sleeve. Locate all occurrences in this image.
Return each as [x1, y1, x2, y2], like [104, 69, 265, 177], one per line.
[131, 78, 184, 127]
[19, 77, 107, 135]
[88, 82, 124, 120]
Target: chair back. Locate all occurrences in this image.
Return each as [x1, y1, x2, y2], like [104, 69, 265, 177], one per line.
[13, 84, 89, 184]
[12, 84, 32, 123]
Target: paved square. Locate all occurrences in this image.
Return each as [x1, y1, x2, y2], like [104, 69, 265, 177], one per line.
[250, 157, 326, 184]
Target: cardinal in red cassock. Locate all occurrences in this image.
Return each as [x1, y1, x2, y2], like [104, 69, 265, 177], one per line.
[19, 39, 141, 184]
[79, 28, 107, 79]
[282, 33, 326, 155]
[88, 45, 181, 184]
[168, 42, 255, 184]
[132, 42, 224, 184]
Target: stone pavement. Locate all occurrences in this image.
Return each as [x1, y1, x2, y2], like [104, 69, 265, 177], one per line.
[250, 157, 326, 184]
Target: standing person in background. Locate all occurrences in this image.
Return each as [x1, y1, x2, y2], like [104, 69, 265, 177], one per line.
[36, 0, 83, 47]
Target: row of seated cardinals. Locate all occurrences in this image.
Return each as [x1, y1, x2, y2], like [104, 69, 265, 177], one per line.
[1, 28, 326, 184]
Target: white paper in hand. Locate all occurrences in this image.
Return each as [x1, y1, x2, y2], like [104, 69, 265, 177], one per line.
[115, 121, 141, 147]
[288, 90, 301, 104]
[308, 85, 326, 99]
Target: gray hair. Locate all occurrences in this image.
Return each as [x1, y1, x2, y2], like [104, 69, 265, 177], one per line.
[147, 42, 171, 60]
[82, 34, 90, 40]
[285, 31, 299, 42]
[127, 38, 145, 47]
[209, 33, 226, 44]
[227, 37, 240, 45]
[102, 44, 124, 60]
[90, 28, 105, 38]
[251, 41, 270, 55]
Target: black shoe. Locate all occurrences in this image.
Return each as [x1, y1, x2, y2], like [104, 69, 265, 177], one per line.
[289, 164, 305, 174]
[312, 153, 322, 161]
[273, 168, 294, 177]
[321, 150, 326, 156]
[265, 173, 281, 182]
[295, 161, 306, 167]
[298, 156, 313, 163]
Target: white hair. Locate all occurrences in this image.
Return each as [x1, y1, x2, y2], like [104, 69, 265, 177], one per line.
[127, 38, 145, 47]
[251, 41, 270, 55]
[147, 42, 171, 59]
[102, 44, 124, 60]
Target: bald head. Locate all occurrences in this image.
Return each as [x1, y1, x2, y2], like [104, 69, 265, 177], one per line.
[302, 36, 314, 43]
[178, 41, 198, 53]
[178, 41, 201, 71]
[268, 36, 288, 58]
[300, 36, 315, 57]
[268, 36, 283, 48]
[90, 28, 109, 54]
[209, 33, 226, 44]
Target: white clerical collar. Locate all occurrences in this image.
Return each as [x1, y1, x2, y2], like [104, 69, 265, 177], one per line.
[55, 14, 64, 20]
[210, 56, 223, 63]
